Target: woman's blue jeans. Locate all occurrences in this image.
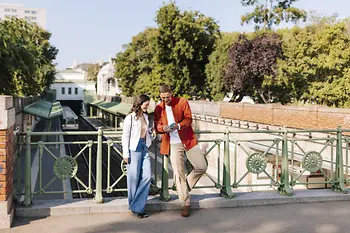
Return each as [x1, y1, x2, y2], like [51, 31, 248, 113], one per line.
[127, 138, 151, 213]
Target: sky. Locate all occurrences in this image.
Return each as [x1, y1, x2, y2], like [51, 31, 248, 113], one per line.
[3, 0, 350, 70]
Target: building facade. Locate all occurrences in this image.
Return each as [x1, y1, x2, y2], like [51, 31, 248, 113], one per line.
[0, 3, 46, 29]
[51, 67, 95, 102]
[97, 57, 121, 97]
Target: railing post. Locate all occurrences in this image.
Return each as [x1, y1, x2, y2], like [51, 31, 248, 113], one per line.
[149, 142, 160, 195]
[333, 126, 347, 193]
[220, 128, 234, 198]
[90, 106, 93, 117]
[109, 114, 113, 127]
[114, 116, 118, 129]
[160, 153, 170, 201]
[95, 127, 103, 203]
[24, 127, 32, 206]
[278, 128, 292, 196]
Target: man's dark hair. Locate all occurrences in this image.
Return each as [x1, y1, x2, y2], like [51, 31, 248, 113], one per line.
[159, 84, 172, 93]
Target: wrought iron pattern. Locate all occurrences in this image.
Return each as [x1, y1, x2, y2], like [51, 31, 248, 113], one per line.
[246, 152, 267, 174]
[53, 156, 78, 180]
[302, 151, 323, 173]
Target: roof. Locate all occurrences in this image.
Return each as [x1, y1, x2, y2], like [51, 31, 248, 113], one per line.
[23, 100, 63, 119]
[89, 101, 131, 116]
[87, 100, 154, 116]
[53, 80, 94, 84]
[91, 101, 132, 116]
[76, 63, 93, 71]
[62, 106, 78, 120]
[59, 69, 82, 74]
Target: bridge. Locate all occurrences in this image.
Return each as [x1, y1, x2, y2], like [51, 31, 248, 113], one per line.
[2, 95, 350, 231]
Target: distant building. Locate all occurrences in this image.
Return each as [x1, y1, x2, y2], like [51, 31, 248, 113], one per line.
[97, 57, 121, 97]
[50, 62, 95, 102]
[0, 3, 46, 29]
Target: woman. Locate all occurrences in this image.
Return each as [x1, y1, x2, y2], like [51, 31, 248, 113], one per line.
[122, 94, 152, 218]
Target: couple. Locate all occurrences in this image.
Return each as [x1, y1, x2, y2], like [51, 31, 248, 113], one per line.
[121, 84, 207, 218]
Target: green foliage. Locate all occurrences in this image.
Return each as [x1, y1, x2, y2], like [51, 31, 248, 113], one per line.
[115, 3, 220, 99]
[276, 18, 350, 107]
[0, 17, 58, 96]
[155, 2, 220, 98]
[205, 32, 240, 101]
[113, 2, 350, 109]
[114, 28, 158, 97]
[87, 63, 101, 82]
[241, 0, 307, 30]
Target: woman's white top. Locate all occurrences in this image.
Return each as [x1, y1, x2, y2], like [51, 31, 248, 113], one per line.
[122, 112, 152, 158]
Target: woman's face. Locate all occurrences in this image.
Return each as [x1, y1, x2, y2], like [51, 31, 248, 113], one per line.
[141, 100, 150, 112]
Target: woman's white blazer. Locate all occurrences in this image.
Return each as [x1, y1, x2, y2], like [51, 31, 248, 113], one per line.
[122, 112, 152, 158]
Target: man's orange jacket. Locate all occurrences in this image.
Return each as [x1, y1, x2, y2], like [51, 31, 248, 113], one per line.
[154, 96, 197, 155]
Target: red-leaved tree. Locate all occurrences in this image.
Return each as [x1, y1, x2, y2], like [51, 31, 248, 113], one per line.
[224, 33, 283, 103]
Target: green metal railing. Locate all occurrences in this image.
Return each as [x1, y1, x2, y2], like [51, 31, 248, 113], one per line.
[15, 126, 350, 207]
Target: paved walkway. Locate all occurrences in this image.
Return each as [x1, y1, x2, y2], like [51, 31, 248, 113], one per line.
[4, 201, 350, 233]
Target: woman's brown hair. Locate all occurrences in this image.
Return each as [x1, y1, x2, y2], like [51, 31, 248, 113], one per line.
[130, 94, 150, 119]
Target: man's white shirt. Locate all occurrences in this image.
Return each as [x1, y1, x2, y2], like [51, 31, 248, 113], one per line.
[165, 105, 182, 144]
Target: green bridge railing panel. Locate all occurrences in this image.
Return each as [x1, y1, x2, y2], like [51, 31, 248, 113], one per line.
[15, 126, 350, 207]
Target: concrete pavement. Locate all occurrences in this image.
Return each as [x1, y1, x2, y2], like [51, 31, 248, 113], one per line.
[4, 201, 350, 233]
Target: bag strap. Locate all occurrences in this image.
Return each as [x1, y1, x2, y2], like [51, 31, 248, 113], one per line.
[128, 114, 132, 150]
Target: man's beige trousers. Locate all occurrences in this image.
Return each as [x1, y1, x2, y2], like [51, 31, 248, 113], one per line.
[170, 144, 207, 204]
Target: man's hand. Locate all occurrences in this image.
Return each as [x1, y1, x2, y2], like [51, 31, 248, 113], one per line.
[163, 125, 172, 133]
[171, 124, 179, 130]
[123, 158, 129, 164]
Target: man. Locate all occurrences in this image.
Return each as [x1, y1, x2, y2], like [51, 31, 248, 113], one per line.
[154, 84, 207, 217]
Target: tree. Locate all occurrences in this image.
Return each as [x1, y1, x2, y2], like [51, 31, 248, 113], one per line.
[114, 28, 158, 97]
[87, 63, 101, 82]
[115, 3, 219, 99]
[224, 33, 283, 103]
[0, 17, 58, 96]
[241, 0, 307, 30]
[275, 17, 350, 107]
[154, 2, 220, 98]
[205, 32, 240, 101]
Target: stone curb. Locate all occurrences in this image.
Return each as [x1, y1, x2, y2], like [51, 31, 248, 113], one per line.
[16, 189, 350, 217]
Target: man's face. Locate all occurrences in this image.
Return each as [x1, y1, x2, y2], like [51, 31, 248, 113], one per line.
[160, 92, 172, 106]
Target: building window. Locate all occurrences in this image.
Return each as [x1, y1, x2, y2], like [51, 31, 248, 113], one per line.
[25, 10, 36, 14]
[61, 87, 65, 94]
[5, 9, 17, 12]
[75, 87, 78, 95]
[68, 87, 72, 95]
[25, 16, 37, 20]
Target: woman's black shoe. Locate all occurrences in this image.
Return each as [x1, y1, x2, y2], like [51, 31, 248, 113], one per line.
[137, 212, 148, 218]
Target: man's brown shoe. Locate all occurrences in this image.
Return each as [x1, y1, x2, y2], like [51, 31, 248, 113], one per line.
[181, 205, 190, 217]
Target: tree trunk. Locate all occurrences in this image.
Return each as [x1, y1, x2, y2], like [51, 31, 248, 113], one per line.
[259, 90, 268, 104]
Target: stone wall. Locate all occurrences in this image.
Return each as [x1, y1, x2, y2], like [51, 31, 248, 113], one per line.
[14, 96, 38, 133]
[189, 101, 350, 130]
[0, 96, 16, 228]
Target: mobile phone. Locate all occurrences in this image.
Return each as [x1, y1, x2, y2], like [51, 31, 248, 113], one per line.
[169, 123, 176, 130]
